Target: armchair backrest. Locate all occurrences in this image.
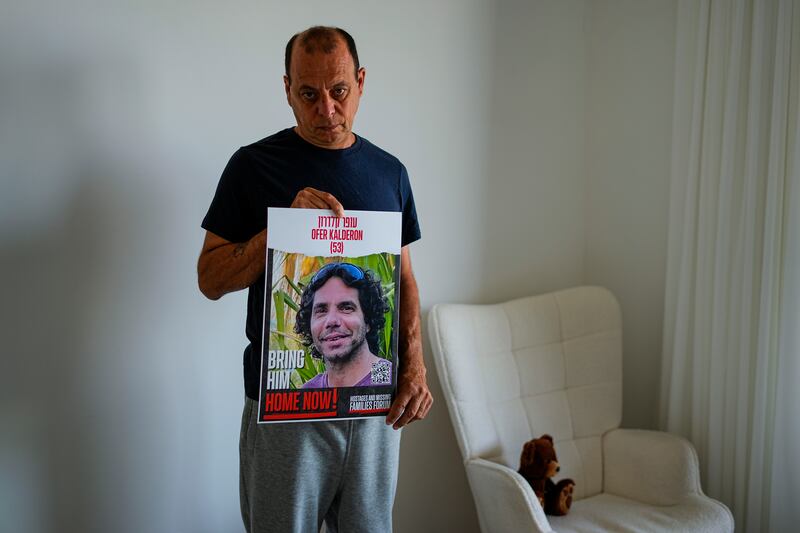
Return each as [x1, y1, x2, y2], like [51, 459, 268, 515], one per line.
[428, 286, 622, 500]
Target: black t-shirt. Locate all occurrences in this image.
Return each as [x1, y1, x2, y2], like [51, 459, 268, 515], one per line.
[202, 128, 421, 399]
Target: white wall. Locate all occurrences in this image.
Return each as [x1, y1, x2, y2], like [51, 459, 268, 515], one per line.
[481, 0, 587, 304]
[0, 1, 677, 532]
[478, 0, 677, 434]
[583, 0, 677, 429]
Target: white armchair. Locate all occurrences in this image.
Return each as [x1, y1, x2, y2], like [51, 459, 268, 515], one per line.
[428, 286, 733, 533]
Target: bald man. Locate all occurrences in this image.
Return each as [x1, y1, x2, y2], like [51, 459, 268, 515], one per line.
[198, 26, 432, 533]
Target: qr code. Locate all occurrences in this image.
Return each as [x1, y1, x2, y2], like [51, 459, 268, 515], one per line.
[371, 359, 391, 385]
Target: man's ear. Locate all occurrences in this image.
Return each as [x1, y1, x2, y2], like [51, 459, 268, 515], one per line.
[356, 67, 365, 95]
[284, 75, 291, 103]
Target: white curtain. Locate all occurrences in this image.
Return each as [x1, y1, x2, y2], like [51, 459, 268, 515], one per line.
[660, 0, 800, 531]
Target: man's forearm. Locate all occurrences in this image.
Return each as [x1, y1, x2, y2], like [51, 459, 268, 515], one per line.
[385, 246, 432, 428]
[197, 229, 267, 300]
[398, 252, 425, 376]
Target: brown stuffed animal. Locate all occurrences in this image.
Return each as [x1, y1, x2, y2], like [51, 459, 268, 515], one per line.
[518, 434, 575, 516]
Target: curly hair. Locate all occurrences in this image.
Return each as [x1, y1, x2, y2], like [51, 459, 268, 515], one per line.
[294, 263, 390, 359]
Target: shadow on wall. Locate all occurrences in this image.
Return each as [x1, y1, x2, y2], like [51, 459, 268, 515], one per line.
[0, 53, 180, 533]
[1, 170, 171, 533]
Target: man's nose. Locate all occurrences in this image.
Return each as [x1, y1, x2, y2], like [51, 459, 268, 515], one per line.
[316, 93, 335, 118]
[325, 312, 341, 328]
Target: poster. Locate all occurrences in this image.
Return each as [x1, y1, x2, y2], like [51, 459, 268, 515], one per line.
[258, 208, 401, 423]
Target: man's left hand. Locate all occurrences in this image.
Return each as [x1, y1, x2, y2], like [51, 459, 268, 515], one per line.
[386, 362, 433, 429]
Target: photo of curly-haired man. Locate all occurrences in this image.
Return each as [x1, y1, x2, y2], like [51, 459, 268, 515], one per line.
[294, 262, 392, 388]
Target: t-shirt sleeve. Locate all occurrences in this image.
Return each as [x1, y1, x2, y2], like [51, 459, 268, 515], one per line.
[399, 164, 421, 247]
[201, 148, 263, 243]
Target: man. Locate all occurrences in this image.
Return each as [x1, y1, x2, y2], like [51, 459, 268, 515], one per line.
[197, 26, 432, 533]
[296, 263, 393, 389]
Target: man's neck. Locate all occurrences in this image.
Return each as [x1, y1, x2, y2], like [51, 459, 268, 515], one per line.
[325, 348, 380, 387]
[293, 126, 356, 150]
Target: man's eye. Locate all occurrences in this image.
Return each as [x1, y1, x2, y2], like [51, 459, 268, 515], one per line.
[333, 88, 347, 98]
[301, 91, 316, 101]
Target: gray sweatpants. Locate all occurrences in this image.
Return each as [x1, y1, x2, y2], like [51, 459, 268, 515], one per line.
[239, 398, 402, 533]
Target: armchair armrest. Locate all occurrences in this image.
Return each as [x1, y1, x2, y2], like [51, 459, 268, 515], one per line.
[603, 428, 702, 505]
[465, 457, 553, 533]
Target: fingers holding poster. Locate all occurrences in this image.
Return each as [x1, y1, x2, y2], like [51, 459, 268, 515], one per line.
[259, 209, 401, 423]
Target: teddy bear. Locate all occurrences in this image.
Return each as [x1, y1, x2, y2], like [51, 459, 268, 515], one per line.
[517, 434, 575, 516]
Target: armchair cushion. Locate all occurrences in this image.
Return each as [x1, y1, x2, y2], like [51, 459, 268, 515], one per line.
[603, 428, 702, 506]
[550, 493, 734, 533]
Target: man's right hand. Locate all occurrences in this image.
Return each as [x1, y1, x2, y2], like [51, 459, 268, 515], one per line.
[198, 188, 344, 300]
